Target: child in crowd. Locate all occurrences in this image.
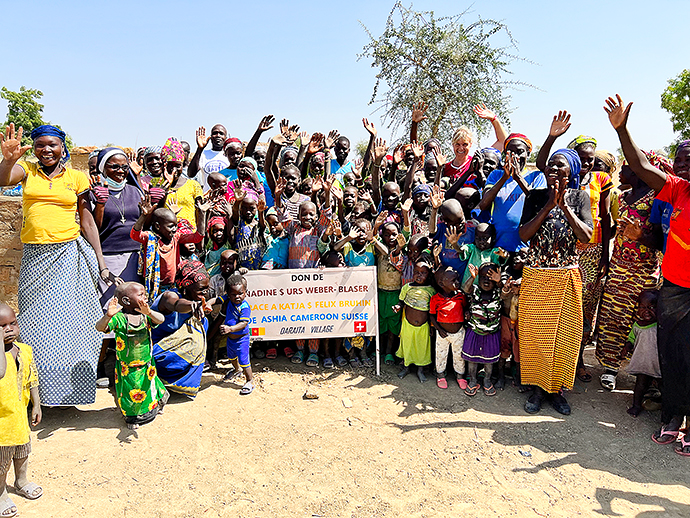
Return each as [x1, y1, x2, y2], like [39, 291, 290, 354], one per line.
[393, 261, 436, 382]
[462, 263, 503, 397]
[204, 216, 229, 276]
[131, 195, 208, 301]
[624, 290, 661, 418]
[212, 274, 254, 395]
[231, 189, 266, 270]
[429, 197, 476, 280]
[429, 268, 468, 389]
[377, 221, 404, 365]
[95, 283, 169, 429]
[278, 165, 311, 220]
[0, 304, 42, 517]
[450, 222, 508, 286]
[497, 247, 527, 390]
[261, 207, 288, 270]
[390, 233, 429, 286]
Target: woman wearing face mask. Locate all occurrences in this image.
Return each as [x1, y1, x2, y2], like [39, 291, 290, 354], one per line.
[89, 147, 146, 387]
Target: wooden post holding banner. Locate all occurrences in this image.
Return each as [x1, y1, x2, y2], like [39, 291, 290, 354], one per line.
[243, 267, 381, 375]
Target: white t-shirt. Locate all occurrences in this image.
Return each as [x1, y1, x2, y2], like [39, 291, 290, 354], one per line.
[198, 149, 230, 190]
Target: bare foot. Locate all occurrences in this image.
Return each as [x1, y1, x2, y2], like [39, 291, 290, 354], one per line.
[627, 405, 642, 418]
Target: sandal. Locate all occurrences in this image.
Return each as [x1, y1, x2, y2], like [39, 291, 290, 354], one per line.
[464, 382, 479, 397]
[361, 357, 374, 368]
[223, 370, 241, 383]
[483, 383, 497, 397]
[675, 435, 690, 456]
[576, 367, 592, 383]
[239, 381, 254, 396]
[335, 355, 348, 367]
[284, 347, 295, 358]
[253, 349, 266, 359]
[652, 425, 682, 445]
[350, 357, 362, 368]
[600, 372, 616, 391]
[306, 353, 319, 367]
[266, 348, 278, 360]
[14, 482, 42, 500]
[291, 350, 304, 364]
[436, 377, 448, 389]
[457, 378, 468, 390]
[384, 354, 395, 365]
[0, 497, 17, 518]
[323, 357, 334, 369]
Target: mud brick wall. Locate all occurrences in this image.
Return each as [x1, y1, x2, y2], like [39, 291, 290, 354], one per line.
[0, 196, 22, 311]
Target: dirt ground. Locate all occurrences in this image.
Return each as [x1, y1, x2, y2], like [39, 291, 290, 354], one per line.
[9, 346, 690, 518]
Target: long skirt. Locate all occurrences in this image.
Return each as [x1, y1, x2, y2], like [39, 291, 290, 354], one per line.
[595, 243, 660, 371]
[519, 267, 583, 393]
[577, 242, 604, 344]
[657, 279, 690, 422]
[17, 238, 103, 405]
[153, 316, 207, 397]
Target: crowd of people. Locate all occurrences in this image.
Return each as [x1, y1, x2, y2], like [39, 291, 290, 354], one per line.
[0, 94, 690, 516]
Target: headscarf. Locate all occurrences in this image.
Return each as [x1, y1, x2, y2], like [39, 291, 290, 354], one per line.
[594, 150, 617, 174]
[677, 140, 690, 154]
[567, 135, 597, 150]
[242, 189, 259, 204]
[643, 150, 673, 175]
[412, 183, 432, 196]
[30, 124, 70, 166]
[480, 147, 502, 165]
[279, 145, 299, 165]
[551, 148, 581, 189]
[311, 152, 325, 167]
[265, 207, 279, 219]
[175, 260, 209, 291]
[96, 147, 127, 174]
[504, 133, 532, 154]
[160, 137, 185, 163]
[238, 156, 257, 172]
[206, 216, 226, 232]
[144, 145, 162, 157]
[88, 149, 101, 160]
[424, 138, 441, 151]
[223, 137, 242, 151]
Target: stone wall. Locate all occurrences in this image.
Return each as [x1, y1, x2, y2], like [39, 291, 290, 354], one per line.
[0, 196, 22, 311]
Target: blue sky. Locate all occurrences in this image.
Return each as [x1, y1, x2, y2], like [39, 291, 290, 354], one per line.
[2, 1, 685, 157]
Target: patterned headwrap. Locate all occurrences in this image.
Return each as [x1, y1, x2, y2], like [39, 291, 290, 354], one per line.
[88, 149, 102, 160]
[223, 137, 242, 151]
[311, 152, 325, 167]
[567, 135, 597, 150]
[265, 207, 279, 219]
[643, 150, 673, 175]
[238, 156, 257, 171]
[96, 147, 127, 174]
[206, 216, 226, 232]
[144, 145, 162, 157]
[594, 150, 617, 174]
[30, 124, 70, 165]
[160, 137, 185, 163]
[677, 140, 690, 153]
[504, 133, 532, 153]
[551, 148, 581, 189]
[480, 147, 502, 165]
[412, 183, 432, 196]
[242, 189, 259, 204]
[279, 145, 299, 163]
[175, 260, 209, 290]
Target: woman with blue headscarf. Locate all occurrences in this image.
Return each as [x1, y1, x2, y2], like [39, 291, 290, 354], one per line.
[0, 123, 108, 406]
[517, 148, 593, 415]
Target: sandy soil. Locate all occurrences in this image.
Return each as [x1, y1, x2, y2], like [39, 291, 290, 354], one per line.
[9, 347, 690, 518]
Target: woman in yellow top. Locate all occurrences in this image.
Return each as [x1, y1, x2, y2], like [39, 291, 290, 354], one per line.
[0, 123, 109, 406]
[160, 137, 203, 230]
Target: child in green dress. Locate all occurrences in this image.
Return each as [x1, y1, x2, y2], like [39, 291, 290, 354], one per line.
[96, 282, 169, 430]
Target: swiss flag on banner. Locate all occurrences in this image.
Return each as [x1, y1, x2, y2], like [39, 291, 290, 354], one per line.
[354, 321, 367, 333]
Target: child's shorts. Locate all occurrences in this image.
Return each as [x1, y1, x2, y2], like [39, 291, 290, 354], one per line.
[344, 336, 370, 352]
[378, 289, 402, 335]
[0, 442, 31, 476]
[227, 337, 251, 368]
[500, 316, 519, 362]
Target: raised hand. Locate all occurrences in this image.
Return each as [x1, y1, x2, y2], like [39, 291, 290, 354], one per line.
[396, 233, 407, 249]
[430, 185, 443, 209]
[311, 177, 323, 193]
[411, 101, 428, 123]
[604, 94, 632, 130]
[196, 126, 210, 149]
[195, 194, 214, 213]
[307, 133, 324, 155]
[467, 264, 478, 279]
[374, 210, 388, 230]
[258, 114, 275, 133]
[487, 268, 502, 284]
[280, 119, 290, 137]
[92, 182, 110, 204]
[275, 177, 287, 198]
[200, 296, 213, 314]
[392, 144, 404, 166]
[496, 247, 509, 259]
[167, 199, 182, 215]
[504, 150, 519, 178]
[473, 103, 497, 121]
[324, 219, 335, 237]
[432, 149, 447, 168]
[257, 197, 267, 213]
[373, 137, 388, 164]
[353, 158, 364, 176]
[139, 194, 155, 216]
[358, 190, 373, 206]
[232, 184, 247, 204]
[325, 130, 340, 149]
[106, 296, 122, 318]
[348, 227, 360, 240]
[549, 110, 571, 138]
[135, 299, 152, 316]
[332, 219, 343, 238]
[0, 123, 32, 162]
[445, 225, 459, 246]
[286, 125, 300, 142]
[411, 141, 424, 160]
[469, 150, 484, 174]
[298, 131, 310, 146]
[362, 118, 377, 137]
[128, 155, 143, 176]
[401, 198, 413, 213]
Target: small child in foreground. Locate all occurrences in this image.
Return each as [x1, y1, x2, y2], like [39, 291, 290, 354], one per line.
[0, 303, 43, 517]
[623, 290, 660, 418]
[95, 283, 169, 430]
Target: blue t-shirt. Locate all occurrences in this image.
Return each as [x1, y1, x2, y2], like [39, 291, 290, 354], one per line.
[342, 242, 376, 267]
[262, 234, 289, 269]
[219, 297, 252, 346]
[484, 169, 546, 252]
[331, 159, 353, 181]
[650, 198, 672, 253]
[434, 219, 477, 279]
[219, 167, 274, 208]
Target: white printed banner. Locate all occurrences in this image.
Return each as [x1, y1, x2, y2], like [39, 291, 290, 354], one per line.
[243, 267, 378, 341]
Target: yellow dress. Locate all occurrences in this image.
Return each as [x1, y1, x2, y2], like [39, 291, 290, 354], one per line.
[0, 343, 38, 446]
[165, 178, 203, 229]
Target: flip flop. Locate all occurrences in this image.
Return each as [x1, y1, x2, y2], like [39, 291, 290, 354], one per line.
[384, 354, 395, 365]
[266, 348, 278, 360]
[361, 357, 374, 368]
[675, 435, 690, 456]
[436, 377, 448, 389]
[223, 370, 241, 384]
[652, 426, 682, 445]
[14, 482, 42, 500]
[306, 353, 320, 367]
[457, 378, 468, 390]
[0, 497, 17, 517]
[576, 367, 592, 383]
[239, 382, 254, 396]
[350, 357, 362, 368]
[335, 356, 348, 367]
[291, 350, 304, 364]
[600, 373, 616, 391]
[323, 357, 334, 369]
[464, 383, 479, 397]
[283, 347, 295, 358]
[483, 383, 497, 396]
